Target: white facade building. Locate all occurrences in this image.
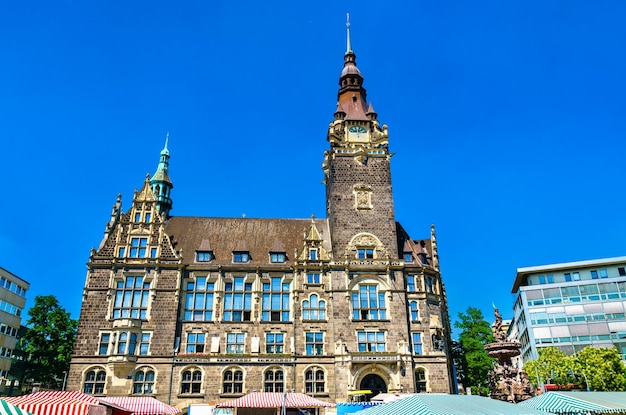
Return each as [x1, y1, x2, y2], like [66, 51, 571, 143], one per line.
[512, 256, 626, 364]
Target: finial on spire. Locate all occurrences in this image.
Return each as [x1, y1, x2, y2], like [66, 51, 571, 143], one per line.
[164, 132, 169, 151]
[346, 13, 352, 54]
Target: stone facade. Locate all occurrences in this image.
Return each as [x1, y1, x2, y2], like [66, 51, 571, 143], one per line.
[68, 28, 455, 407]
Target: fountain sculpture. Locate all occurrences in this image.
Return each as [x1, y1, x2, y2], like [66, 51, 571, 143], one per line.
[484, 307, 535, 402]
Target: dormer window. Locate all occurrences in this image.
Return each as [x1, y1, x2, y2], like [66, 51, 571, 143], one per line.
[309, 249, 318, 261]
[270, 252, 286, 263]
[233, 252, 250, 263]
[196, 251, 214, 262]
[404, 253, 413, 262]
[357, 248, 374, 259]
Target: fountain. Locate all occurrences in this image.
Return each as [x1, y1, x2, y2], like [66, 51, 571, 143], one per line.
[484, 307, 535, 402]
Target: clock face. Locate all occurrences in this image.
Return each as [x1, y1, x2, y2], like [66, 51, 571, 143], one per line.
[347, 125, 368, 142]
[348, 125, 367, 134]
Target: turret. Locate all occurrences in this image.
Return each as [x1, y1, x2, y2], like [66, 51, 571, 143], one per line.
[150, 134, 174, 218]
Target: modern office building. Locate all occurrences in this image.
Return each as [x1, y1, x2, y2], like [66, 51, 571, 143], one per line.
[512, 256, 626, 364]
[0, 267, 29, 379]
[67, 25, 455, 406]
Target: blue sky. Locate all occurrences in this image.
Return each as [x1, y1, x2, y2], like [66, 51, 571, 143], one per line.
[2, 1, 626, 334]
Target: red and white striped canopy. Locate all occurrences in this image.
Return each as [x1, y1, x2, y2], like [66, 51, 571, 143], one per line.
[99, 397, 181, 415]
[217, 392, 334, 409]
[3, 391, 130, 415]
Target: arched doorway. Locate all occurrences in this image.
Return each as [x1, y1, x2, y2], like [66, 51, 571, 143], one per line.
[359, 373, 387, 398]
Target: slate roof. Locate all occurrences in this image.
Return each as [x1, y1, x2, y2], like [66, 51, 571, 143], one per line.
[165, 216, 331, 266]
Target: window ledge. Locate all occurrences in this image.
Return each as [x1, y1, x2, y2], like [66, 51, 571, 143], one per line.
[220, 393, 245, 398]
[178, 393, 205, 399]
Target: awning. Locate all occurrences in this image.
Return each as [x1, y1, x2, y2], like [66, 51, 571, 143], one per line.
[3, 391, 132, 415]
[99, 397, 181, 415]
[216, 392, 334, 408]
[347, 390, 372, 396]
[353, 394, 554, 415]
[0, 400, 35, 415]
[519, 392, 626, 414]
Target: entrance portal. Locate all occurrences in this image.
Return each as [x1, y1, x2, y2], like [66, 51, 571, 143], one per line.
[359, 373, 387, 399]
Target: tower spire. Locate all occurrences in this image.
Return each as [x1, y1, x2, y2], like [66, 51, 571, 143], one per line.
[150, 133, 174, 218]
[337, 15, 368, 120]
[346, 13, 352, 54]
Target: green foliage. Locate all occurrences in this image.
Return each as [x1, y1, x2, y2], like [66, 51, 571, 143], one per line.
[454, 307, 496, 394]
[573, 346, 626, 391]
[524, 346, 626, 391]
[20, 295, 78, 388]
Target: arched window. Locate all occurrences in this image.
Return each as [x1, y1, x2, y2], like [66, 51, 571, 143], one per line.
[133, 367, 155, 394]
[410, 301, 419, 321]
[302, 294, 326, 320]
[305, 367, 325, 394]
[415, 368, 427, 393]
[352, 284, 386, 320]
[181, 368, 202, 394]
[83, 367, 106, 394]
[264, 368, 284, 392]
[223, 369, 244, 394]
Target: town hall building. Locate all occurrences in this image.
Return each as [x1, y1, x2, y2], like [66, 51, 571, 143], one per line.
[68, 23, 455, 407]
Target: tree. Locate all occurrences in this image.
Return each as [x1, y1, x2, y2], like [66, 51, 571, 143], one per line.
[524, 346, 626, 391]
[454, 307, 495, 395]
[20, 295, 78, 389]
[524, 347, 571, 389]
[572, 346, 626, 391]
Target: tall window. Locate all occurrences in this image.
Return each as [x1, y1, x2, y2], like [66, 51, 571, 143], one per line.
[407, 275, 416, 292]
[264, 368, 284, 392]
[302, 294, 326, 321]
[133, 367, 155, 394]
[223, 369, 243, 394]
[186, 333, 205, 353]
[357, 331, 385, 352]
[226, 333, 245, 354]
[352, 284, 386, 320]
[305, 332, 323, 355]
[84, 368, 106, 394]
[130, 237, 148, 258]
[181, 369, 202, 394]
[116, 332, 137, 355]
[410, 301, 419, 321]
[425, 276, 434, 293]
[138, 333, 151, 355]
[262, 278, 290, 322]
[309, 249, 318, 260]
[184, 277, 215, 321]
[266, 333, 284, 353]
[98, 333, 110, 355]
[412, 333, 423, 355]
[305, 367, 325, 394]
[223, 278, 252, 321]
[113, 276, 150, 319]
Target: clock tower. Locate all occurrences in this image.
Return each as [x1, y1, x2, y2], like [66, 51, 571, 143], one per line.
[324, 17, 396, 260]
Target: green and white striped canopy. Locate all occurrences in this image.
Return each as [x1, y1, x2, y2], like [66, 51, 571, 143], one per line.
[0, 400, 34, 415]
[354, 394, 553, 415]
[519, 392, 626, 414]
